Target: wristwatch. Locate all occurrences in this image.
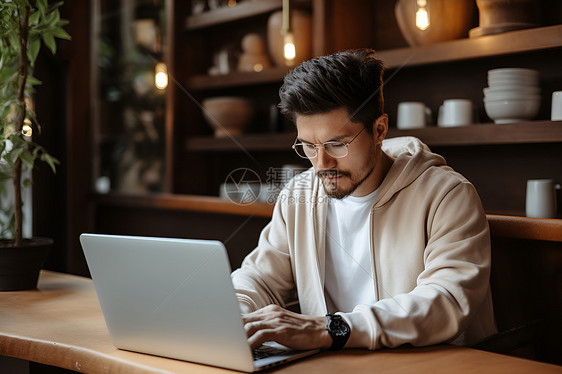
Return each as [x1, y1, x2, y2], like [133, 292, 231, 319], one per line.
[326, 314, 350, 350]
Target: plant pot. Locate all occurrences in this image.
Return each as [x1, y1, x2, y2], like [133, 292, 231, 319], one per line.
[469, 0, 539, 38]
[0, 238, 53, 291]
[395, 0, 475, 46]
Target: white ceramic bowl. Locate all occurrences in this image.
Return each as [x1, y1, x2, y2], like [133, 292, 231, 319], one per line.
[484, 97, 540, 124]
[202, 97, 255, 137]
[484, 82, 541, 91]
[488, 76, 539, 87]
[483, 86, 541, 96]
[484, 92, 541, 101]
[488, 68, 539, 79]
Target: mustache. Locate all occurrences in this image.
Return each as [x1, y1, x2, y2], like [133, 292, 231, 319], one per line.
[317, 169, 351, 179]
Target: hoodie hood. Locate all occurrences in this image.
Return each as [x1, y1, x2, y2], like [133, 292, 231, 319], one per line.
[375, 136, 447, 207]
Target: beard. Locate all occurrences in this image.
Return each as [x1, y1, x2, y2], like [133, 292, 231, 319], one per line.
[317, 146, 377, 199]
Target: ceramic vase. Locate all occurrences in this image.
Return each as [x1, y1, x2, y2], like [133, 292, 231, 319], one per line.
[395, 0, 475, 46]
[267, 9, 312, 67]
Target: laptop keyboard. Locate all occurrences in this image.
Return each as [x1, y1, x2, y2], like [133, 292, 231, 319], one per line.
[253, 345, 294, 361]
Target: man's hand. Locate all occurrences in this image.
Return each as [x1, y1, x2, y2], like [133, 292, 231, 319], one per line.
[242, 304, 333, 350]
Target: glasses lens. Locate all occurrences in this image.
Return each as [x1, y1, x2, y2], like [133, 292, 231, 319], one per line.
[325, 142, 348, 158]
[294, 143, 316, 159]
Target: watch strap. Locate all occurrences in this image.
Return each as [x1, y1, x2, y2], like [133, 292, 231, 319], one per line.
[326, 314, 350, 350]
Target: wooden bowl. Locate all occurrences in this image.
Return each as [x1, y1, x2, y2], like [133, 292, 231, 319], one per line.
[202, 97, 255, 137]
[395, 0, 475, 46]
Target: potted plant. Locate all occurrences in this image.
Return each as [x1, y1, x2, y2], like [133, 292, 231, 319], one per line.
[0, 0, 70, 290]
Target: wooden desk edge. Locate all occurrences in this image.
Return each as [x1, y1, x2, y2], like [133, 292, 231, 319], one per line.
[2, 271, 562, 373]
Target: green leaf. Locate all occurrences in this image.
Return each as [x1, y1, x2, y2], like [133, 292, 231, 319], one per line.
[40, 153, 59, 173]
[20, 149, 34, 169]
[42, 31, 56, 54]
[52, 27, 70, 40]
[7, 30, 19, 50]
[5, 147, 23, 167]
[44, 7, 58, 26]
[23, 178, 32, 187]
[28, 38, 41, 64]
[51, 9, 60, 26]
[29, 9, 40, 26]
[37, 0, 47, 16]
[56, 19, 69, 27]
[26, 75, 42, 86]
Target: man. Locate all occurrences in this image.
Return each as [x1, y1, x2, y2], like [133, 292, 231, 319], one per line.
[231, 49, 496, 351]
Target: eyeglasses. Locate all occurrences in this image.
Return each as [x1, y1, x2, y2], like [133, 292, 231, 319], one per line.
[292, 127, 366, 159]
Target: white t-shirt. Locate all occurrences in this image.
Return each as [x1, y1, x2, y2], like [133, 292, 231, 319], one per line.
[324, 188, 378, 313]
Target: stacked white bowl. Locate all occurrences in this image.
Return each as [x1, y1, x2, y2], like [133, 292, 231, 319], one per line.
[483, 68, 541, 124]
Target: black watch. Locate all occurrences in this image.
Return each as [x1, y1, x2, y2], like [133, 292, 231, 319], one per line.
[326, 314, 350, 350]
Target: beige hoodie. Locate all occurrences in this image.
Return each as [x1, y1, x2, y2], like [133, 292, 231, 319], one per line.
[231, 136, 497, 350]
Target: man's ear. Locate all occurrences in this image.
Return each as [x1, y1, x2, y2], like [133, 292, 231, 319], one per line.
[372, 114, 388, 145]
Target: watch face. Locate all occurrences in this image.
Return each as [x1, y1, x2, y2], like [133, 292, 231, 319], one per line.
[329, 316, 350, 337]
[327, 314, 350, 350]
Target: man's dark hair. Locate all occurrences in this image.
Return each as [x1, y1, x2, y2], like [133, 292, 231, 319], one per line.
[279, 49, 385, 133]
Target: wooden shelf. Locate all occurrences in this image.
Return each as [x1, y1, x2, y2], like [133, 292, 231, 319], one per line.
[95, 193, 274, 218]
[186, 25, 562, 91]
[487, 214, 562, 242]
[185, 121, 562, 152]
[185, 0, 282, 30]
[387, 120, 562, 147]
[187, 25, 562, 90]
[185, 132, 294, 151]
[94, 194, 562, 241]
[187, 67, 290, 91]
[377, 25, 562, 69]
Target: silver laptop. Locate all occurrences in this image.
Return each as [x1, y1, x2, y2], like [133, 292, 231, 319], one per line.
[80, 233, 319, 372]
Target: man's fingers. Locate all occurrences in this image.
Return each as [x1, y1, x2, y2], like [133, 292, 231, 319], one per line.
[248, 328, 273, 350]
[241, 305, 331, 350]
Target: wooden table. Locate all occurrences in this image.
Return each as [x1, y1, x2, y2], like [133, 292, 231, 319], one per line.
[1, 271, 560, 374]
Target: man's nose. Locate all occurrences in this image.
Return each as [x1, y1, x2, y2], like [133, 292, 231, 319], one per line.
[315, 146, 336, 170]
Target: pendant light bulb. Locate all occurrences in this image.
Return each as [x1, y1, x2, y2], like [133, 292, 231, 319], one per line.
[415, 0, 430, 31]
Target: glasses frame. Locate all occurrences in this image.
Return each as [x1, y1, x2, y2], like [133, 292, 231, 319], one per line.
[292, 127, 366, 159]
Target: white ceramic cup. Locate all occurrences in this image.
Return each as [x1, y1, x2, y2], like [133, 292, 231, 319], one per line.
[551, 91, 562, 121]
[526, 179, 560, 218]
[438, 99, 474, 127]
[396, 102, 432, 129]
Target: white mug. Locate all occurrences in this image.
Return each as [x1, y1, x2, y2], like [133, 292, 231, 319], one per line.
[396, 102, 432, 129]
[551, 91, 562, 121]
[526, 179, 560, 218]
[438, 99, 474, 127]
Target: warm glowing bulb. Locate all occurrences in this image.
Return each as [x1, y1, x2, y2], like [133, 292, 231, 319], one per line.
[415, 0, 430, 31]
[284, 43, 296, 60]
[283, 33, 296, 61]
[155, 63, 168, 89]
[416, 8, 429, 30]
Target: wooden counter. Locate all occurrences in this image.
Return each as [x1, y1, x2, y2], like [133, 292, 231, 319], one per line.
[1, 271, 561, 373]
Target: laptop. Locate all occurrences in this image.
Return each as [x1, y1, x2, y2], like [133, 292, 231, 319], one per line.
[80, 233, 319, 372]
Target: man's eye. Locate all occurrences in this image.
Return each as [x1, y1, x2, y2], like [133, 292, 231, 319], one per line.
[328, 142, 346, 148]
[303, 144, 316, 150]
